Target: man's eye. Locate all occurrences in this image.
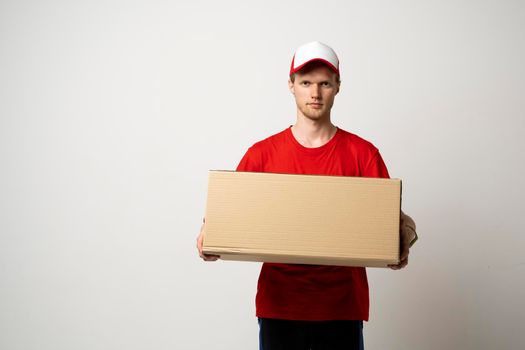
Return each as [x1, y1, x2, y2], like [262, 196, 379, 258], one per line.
[301, 82, 310, 86]
[321, 82, 331, 87]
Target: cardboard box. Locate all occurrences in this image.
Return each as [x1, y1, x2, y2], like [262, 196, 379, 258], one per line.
[203, 170, 401, 267]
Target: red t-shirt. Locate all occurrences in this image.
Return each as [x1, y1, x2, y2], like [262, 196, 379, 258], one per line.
[236, 126, 390, 321]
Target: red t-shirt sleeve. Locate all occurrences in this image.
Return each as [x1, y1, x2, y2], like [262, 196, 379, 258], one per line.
[236, 146, 263, 172]
[364, 150, 390, 179]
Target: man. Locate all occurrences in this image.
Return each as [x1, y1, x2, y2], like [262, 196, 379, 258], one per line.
[197, 41, 417, 350]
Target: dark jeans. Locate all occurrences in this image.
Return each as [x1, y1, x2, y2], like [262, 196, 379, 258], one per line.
[258, 318, 364, 350]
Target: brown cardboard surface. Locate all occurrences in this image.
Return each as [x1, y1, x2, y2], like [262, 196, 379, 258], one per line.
[203, 170, 401, 267]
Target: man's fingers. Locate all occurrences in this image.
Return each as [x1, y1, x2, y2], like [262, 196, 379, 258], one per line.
[388, 256, 408, 270]
[200, 251, 220, 261]
[203, 254, 219, 261]
[400, 245, 410, 261]
[196, 225, 220, 261]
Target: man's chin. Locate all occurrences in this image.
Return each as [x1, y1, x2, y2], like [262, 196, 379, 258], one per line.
[298, 106, 329, 121]
[304, 112, 326, 121]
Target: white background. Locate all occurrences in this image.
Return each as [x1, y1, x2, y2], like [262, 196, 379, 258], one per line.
[1, 0, 524, 349]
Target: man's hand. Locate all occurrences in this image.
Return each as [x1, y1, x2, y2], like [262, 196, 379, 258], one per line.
[388, 211, 417, 270]
[196, 218, 220, 261]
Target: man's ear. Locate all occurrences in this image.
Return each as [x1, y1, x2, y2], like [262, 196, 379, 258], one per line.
[288, 79, 295, 95]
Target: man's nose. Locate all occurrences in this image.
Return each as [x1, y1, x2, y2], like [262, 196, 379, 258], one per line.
[310, 84, 321, 98]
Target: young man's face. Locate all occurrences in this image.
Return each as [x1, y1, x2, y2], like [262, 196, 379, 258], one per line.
[289, 63, 340, 122]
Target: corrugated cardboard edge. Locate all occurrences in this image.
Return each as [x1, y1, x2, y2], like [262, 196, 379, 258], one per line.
[203, 247, 398, 267]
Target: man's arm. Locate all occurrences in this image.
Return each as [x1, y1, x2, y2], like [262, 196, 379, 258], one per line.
[196, 218, 220, 262]
[197, 146, 260, 262]
[388, 211, 418, 270]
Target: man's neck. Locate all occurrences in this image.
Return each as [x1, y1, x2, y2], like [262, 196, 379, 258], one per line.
[291, 117, 337, 148]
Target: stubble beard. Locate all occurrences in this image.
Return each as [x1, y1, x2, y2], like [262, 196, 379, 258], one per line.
[298, 102, 331, 122]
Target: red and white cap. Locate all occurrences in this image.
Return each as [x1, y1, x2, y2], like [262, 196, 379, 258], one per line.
[290, 41, 340, 76]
